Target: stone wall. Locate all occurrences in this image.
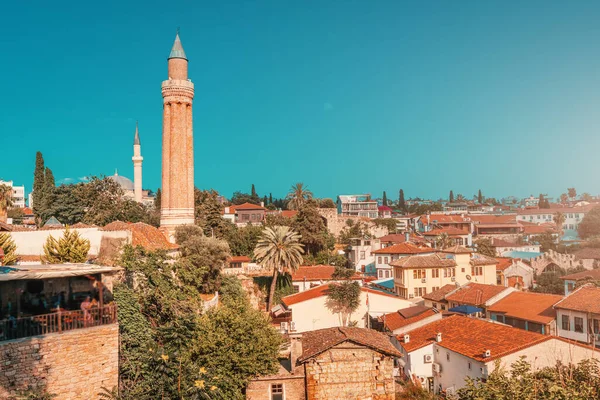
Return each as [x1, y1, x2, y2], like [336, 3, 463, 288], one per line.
[304, 342, 396, 399]
[0, 324, 119, 399]
[317, 208, 389, 239]
[246, 376, 306, 400]
[530, 250, 593, 274]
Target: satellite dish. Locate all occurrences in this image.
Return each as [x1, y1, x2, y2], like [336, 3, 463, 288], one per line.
[466, 275, 472, 281]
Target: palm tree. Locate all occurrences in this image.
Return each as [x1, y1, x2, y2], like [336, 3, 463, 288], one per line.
[0, 184, 13, 223]
[254, 226, 304, 311]
[435, 233, 453, 249]
[554, 212, 566, 237]
[286, 183, 313, 210]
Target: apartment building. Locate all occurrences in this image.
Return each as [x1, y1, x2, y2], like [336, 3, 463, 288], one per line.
[0, 180, 26, 208]
[337, 194, 378, 218]
[372, 243, 435, 279]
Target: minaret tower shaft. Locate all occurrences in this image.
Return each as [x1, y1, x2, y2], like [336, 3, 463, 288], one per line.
[132, 121, 143, 203]
[160, 33, 195, 237]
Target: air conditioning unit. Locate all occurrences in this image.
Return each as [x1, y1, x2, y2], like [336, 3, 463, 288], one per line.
[432, 363, 441, 373]
[424, 354, 433, 363]
[451, 277, 456, 282]
[409, 294, 414, 299]
[421, 278, 427, 283]
[290, 321, 296, 332]
[419, 376, 427, 384]
[483, 349, 491, 358]
[280, 322, 288, 332]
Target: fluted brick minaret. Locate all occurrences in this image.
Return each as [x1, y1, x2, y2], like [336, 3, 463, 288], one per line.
[132, 121, 143, 203]
[160, 33, 195, 238]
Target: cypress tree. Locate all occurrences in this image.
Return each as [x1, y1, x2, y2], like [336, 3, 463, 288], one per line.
[263, 195, 268, 205]
[251, 184, 257, 197]
[449, 190, 454, 202]
[538, 194, 544, 208]
[32, 152, 45, 218]
[155, 188, 162, 210]
[269, 193, 273, 204]
[399, 189, 405, 210]
[478, 189, 483, 204]
[382, 191, 387, 206]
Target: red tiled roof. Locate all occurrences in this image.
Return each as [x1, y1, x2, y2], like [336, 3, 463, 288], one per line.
[381, 307, 437, 332]
[422, 284, 457, 302]
[282, 283, 399, 307]
[470, 215, 517, 224]
[378, 206, 393, 211]
[424, 215, 471, 224]
[573, 248, 600, 261]
[373, 243, 435, 255]
[422, 227, 469, 236]
[299, 327, 401, 362]
[21, 207, 33, 216]
[470, 253, 499, 266]
[441, 245, 473, 254]
[554, 285, 600, 314]
[290, 265, 361, 281]
[232, 202, 265, 210]
[495, 257, 513, 272]
[487, 292, 563, 324]
[101, 221, 178, 250]
[390, 254, 457, 269]
[398, 315, 551, 361]
[281, 210, 298, 218]
[560, 269, 600, 281]
[445, 283, 509, 306]
[491, 238, 519, 247]
[378, 233, 426, 244]
[519, 222, 558, 235]
[228, 255, 251, 263]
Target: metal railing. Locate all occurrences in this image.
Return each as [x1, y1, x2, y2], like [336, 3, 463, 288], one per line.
[0, 304, 117, 342]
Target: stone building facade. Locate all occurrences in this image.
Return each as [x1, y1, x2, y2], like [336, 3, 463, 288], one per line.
[0, 324, 119, 399]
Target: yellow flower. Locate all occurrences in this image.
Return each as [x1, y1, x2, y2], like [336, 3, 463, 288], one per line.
[194, 380, 205, 389]
[161, 354, 169, 361]
[199, 367, 207, 374]
[210, 386, 217, 391]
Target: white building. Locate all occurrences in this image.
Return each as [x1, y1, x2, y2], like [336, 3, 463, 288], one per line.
[289, 265, 362, 293]
[394, 315, 600, 395]
[554, 284, 600, 347]
[0, 180, 26, 208]
[516, 205, 594, 234]
[347, 237, 380, 273]
[280, 284, 413, 333]
[372, 243, 436, 280]
[337, 194, 378, 218]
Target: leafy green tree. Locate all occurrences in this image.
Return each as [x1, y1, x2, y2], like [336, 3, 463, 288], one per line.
[251, 183, 257, 198]
[175, 225, 231, 294]
[560, 193, 569, 204]
[292, 202, 333, 255]
[339, 219, 370, 245]
[42, 184, 84, 225]
[194, 188, 227, 236]
[372, 218, 397, 233]
[305, 250, 349, 267]
[399, 189, 406, 210]
[475, 238, 496, 257]
[579, 206, 600, 239]
[0, 184, 13, 223]
[154, 188, 161, 210]
[582, 193, 593, 202]
[7, 207, 24, 225]
[287, 182, 313, 210]
[568, 187, 577, 200]
[223, 222, 263, 257]
[435, 233, 453, 249]
[326, 267, 361, 326]
[43, 227, 91, 263]
[382, 191, 388, 206]
[32, 151, 46, 224]
[269, 192, 273, 204]
[264, 213, 293, 228]
[531, 231, 558, 252]
[317, 198, 336, 208]
[231, 191, 260, 205]
[554, 211, 566, 234]
[254, 226, 304, 311]
[449, 190, 454, 202]
[0, 233, 18, 265]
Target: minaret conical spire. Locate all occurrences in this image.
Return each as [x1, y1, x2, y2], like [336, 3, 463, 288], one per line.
[169, 33, 187, 60]
[134, 121, 141, 145]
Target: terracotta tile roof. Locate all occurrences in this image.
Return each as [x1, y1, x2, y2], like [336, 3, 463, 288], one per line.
[422, 284, 457, 302]
[21, 207, 33, 216]
[101, 221, 178, 250]
[290, 265, 361, 281]
[470, 253, 499, 266]
[573, 248, 600, 261]
[373, 243, 435, 255]
[232, 202, 265, 210]
[445, 283, 509, 306]
[441, 245, 472, 254]
[228, 255, 251, 263]
[424, 215, 471, 224]
[282, 283, 400, 307]
[560, 269, 600, 281]
[390, 254, 457, 269]
[378, 233, 426, 244]
[397, 315, 550, 361]
[0, 221, 14, 231]
[281, 210, 298, 218]
[554, 285, 600, 314]
[491, 238, 519, 247]
[487, 292, 562, 324]
[378, 206, 393, 211]
[495, 257, 513, 272]
[381, 307, 438, 332]
[422, 227, 469, 236]
[299, 327, 401, 362]
[519, 222, 558, 235]
[470, 215, 517, 224]
[517, 205, 595, 215]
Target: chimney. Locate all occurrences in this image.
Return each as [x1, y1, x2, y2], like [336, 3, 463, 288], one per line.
[260, 201, 264, 207]
[290, 334, 303, 373]
[436, 332, 442, 342]
[404, 334, 410, 343]
[405, 232, 410, 243]
[483, 349, 491, 358]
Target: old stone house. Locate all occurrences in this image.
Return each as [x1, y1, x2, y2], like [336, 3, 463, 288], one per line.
[246, 327, 401, 400]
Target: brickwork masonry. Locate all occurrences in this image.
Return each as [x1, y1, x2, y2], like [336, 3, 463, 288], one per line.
[0, 324, 119, 399]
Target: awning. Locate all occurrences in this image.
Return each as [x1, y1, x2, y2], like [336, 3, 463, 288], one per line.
[0, 264, 121, 282]
[448, 305, 483, 315]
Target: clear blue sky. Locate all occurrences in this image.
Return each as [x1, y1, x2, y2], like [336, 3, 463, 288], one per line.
[1, 0, 599, 202]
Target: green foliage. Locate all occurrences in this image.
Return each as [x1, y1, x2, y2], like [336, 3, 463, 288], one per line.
[398, 189, 406, 211]
[475, 238, 496, 257]
[5, 386, 57, 400]
[568, 187, 577, 200]
[457, 357, 600, 400]
[554, 211, 566, 231]
[42, 184, 85, 225]
[194, 189, 228, 236]
[317, 198, 336, 208]
[532, 265, 585, 294]
[372, 218, 397, 233]
[42, 227, 91, 263]
[331, 265, 355, 280]
[7, 207, 24, 224]
[0, 233, 18, 265]
[382, 191, 388, 206]
[292, 202, 333, 255]
[449, 190, 454, 202]
[396, 380, 438, 399]
[231, 191, 261, 205]
[435, 233, 453, 249]
[38, 167, 56, 223]
[339, 219, 370, 245]
[223, 222, 263, 257]
[531, 231, 558, 252]
[304, 250, 349, 267]
[0, 184, 13, 221]
[326, 280, 361, 326]
[478, 189, 483, 204]
[579, 206, 600, 239]
[264, 213, 293, 228]
[287, 182, 313, 210]
[32, 151, 46, 224]
[254, 226, 304, 310]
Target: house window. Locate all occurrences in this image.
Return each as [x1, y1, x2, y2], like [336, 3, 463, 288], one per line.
[446, 353, 450, 361]
[292, 285, 300, 293]
[444, 268, 456, 278]
[271, 383, 283, 400]
[594, 319, 600, 334]
[413, 269, 426, 279]
[468, 362, 471, 371]
[378, 270, 383, 278]
[471, 266, 483, 276]
[384, 257, 389, 264]
[575, 317, 584, 333]
[433, 302, 438, 309]
[414, 287, 426, 297]
[242, 214, 250, 221]
[385, 270, 390, 278]
[378, 257, 382, 264]
[432, 269, 440, 278]
[360, 251, 365, 260]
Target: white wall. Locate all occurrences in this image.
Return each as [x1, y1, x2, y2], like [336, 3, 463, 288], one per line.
[556, 309, 589, 343]
[287, 291, 412, 333]
[434, 345, 485, 394]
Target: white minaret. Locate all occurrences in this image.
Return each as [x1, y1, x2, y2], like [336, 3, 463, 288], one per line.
[132, 121, 143, 203]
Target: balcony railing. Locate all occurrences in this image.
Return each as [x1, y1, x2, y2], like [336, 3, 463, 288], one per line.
[0, 304, 117, 342]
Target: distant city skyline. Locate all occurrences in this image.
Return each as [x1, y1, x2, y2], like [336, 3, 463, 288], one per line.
[1, 1, 599, 201]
